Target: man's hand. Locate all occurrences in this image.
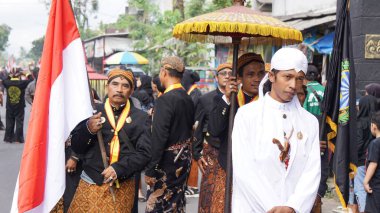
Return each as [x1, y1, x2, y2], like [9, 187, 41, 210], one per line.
[197, 156, 208, 174]
[65, 158, 77, 174]
[225, 76, 238, 101]
[102, 166, 117, 186]
[267, 206, 295, 213]
[87, 112, 103, 133]
[320, 141, 327, 153]
[145, 176, 156, 187]
[364, 181, 372, 194]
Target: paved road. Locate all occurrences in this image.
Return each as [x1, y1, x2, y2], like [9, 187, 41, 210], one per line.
[0, 102, 30, 213]
[0, 102, 341, 212]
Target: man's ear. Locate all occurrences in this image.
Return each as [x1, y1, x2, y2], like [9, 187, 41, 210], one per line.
[268, 71, 276, 83]
[163, 69, 167, 77]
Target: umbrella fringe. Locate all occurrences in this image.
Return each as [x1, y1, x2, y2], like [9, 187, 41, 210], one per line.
[173, 22, 303, 43]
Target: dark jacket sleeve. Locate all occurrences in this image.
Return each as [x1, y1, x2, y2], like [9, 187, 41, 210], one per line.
[145, 97, 172, 177]
[208, 95, 230, 137]
[190, 89, 202, 107]
[193, 97, 205, 160]
[70, 119, 97, 155]
[111, 113, 152, 179]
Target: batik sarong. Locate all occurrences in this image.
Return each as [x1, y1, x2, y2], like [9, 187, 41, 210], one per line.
[210, 161, 226, 213]
[198, 142, 226, 213]
[146, 141, 192, 213]
[68, 178, 135, 213]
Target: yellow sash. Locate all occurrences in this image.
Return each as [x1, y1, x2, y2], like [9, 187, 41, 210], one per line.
[187, 84, 198, 95]
[104, 99, 130, 187]
[237, 89, 258, 107]
[164, 83, 184, 94]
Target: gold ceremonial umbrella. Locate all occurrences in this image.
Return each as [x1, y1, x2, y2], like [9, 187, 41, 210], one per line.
[172, 1, 303, 212]
[173, 1, 302, 45]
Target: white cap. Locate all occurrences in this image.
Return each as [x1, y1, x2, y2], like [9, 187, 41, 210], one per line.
[270, 47, 308, 74]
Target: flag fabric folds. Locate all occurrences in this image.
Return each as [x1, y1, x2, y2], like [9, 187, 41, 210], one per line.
[11, 0, 93, 212]
[321, 0, 357, 208]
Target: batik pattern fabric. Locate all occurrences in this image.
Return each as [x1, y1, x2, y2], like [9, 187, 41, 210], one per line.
[146, 145, 192, 213]
[50, 198, 64, 213]
[198, 142, 225, 213]
[67, 178, 135, 213]
[210, 160, 226, 213]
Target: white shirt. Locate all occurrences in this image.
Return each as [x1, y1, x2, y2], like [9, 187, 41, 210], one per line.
[232, 94, 321, 213]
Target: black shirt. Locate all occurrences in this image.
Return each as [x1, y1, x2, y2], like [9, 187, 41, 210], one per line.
[3, 79, 31, 109]
[145, 88, 194, 176]
[208, 90, 254, 170]
[189, 87, 202, 107]
[193, 88, 223, 160]
[367, 137, 380, 190]
[357, 118, 374, 166]
[70, 103, 152, 185]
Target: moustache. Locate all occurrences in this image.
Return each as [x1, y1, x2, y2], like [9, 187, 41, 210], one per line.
[113, 94, 125, 98]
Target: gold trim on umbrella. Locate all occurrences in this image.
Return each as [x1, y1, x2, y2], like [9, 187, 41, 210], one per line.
[173, 5, 303, 45]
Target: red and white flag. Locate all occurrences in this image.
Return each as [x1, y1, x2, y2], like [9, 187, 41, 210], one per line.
[11, 0, 93, 212]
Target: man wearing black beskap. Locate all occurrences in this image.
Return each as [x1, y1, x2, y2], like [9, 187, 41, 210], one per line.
[145, 56, 195, 213]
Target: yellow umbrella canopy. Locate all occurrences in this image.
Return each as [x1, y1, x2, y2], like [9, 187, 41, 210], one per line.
[173, 2, 303, 45]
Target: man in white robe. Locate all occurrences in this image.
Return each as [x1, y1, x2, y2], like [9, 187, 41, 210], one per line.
[232, 48, 321, 213]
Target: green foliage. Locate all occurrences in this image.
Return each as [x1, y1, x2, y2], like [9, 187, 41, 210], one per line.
[185, 0, 205, 18]
[71, 0, 100, 39]
[43, 0, 100, 39]
[0, 24, 11, 52]
[185, 0, 233, 17]
[27, 37, 45, 62]
[208, 0, 232, 11]
[107, 0, 213, 73]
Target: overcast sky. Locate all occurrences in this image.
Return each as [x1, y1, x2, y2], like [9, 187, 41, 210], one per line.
[0, 0, 127, 56]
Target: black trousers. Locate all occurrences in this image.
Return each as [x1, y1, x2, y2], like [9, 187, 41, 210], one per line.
[4, 107, 25, 143]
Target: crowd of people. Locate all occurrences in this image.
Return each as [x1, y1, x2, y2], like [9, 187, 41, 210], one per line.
[2, 47, 380, 213]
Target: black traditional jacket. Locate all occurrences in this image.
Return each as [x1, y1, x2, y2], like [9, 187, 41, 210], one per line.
[70, 103, 152, 185]
[145, 88, 194, 177]
[192, 88, 223, 160]
[208, 91, 254, 170]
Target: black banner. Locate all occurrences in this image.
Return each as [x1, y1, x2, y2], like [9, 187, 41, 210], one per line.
[321, 0, 357, 208]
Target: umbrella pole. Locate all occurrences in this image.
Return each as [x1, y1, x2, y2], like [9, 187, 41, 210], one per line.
[224, 37, 241, 213]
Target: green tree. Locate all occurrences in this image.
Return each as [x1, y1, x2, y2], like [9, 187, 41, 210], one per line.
[43, 0, 99, 39]
[173, 0, 185, 20]
[206, 0, 232, 12]
[0, 24, 11, 52]
[109, 0, 212, 74]
[71, 0, 99, 38]
[185, 0, 205, 18]
[28, 37, 45, 62]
